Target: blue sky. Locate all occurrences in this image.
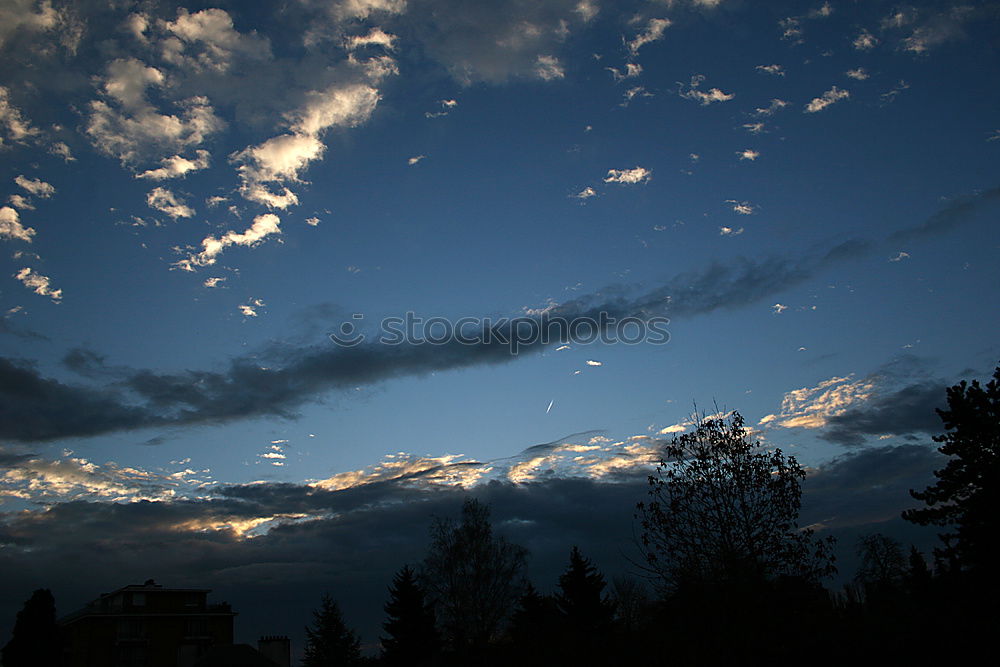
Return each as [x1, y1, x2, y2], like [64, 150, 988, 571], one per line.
[1, 0, 999, 650]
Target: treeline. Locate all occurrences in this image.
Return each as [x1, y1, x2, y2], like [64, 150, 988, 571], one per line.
[4, 367, 998, 666]
[302, 366, 999, 666]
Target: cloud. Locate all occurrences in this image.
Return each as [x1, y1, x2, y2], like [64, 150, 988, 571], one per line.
[7, 195, 32, 210]
[821, 380, 951, 447]
[85, 58, 225, 166]
[534, 55, 565, 81]
[679, 75, 734, 105]
[758, 375, 877, 430]
[203, 277, 226, 288]
[407, 155, 426, 165]
[753, 99, 787, 117]
[603, 167, 651, 184]
[176, 213, 282, 271]
[804, 86, 849, 113]
[13, 267, 61, 302]
[771, 303, 787, 314]
[726, 200, 755, 215]
[845, 68, 869, 81]
[345, 27, 398, 51]
[137, 150, 211, 180]
[743, 122, 764, 134]
[240, 298, 266, 318]
[14, 175, 54, 198]
[146, 187, 194, 219]
[755, 64, 784, 76]
[572, 187, 597, 199]
[889, 185, 1000, 243]
[888, 251, 910, 263]
[0, 86, 40, 145]
[0, 206, 35, 243]
[0, 238, 877, 442]
[853, 30, 878, 50]
[232, 81, 383, 208]
[899, 6, 975, 54]
[408, 0, 591, 85]
[737, 149, 759, 161]
[305, 217, 321, 226]
[628, 18, 671, 55]
[719, 226, 743, 236]
[160, 8, 273, 73]
[606, 63, 642, 81]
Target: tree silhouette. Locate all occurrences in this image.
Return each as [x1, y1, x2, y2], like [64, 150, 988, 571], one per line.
[854, 533, 906, 589]
[636, 411, 835, 594]
[380, 565, 439, 666]
[902, 364, 1000, 574]
[507, 584, 561, 666]
[556, 546, 615, 636]
[302, 594, 361, 667]
[1, 589, 61, 667]
[420, 498, 528, 653]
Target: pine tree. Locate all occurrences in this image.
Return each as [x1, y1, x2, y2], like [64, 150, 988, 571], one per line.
[381, 565, 439, 666]
[555, 546, 615, 635]
[302, 595, 361, 667]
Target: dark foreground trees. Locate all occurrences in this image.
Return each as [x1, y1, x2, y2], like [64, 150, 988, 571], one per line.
[380, 566, 439, 666]
[635, 411, 836, 665]
[1, 589, 61, 667]
[636, 411, 835, 592]
[420, 498, 528, 657]
[903, 364, 1000, 575]
[302, 594, 361, 667]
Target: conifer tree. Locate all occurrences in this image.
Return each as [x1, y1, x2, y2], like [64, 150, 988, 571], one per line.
[302, 594, 361, 667]
[381, 565, 439, 666]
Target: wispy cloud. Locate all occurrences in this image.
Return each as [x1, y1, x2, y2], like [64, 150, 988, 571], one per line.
[13, 267, 62, 302]
[603, 167, 651, 184]
[628, 18, 671, 55]
[176, 213, 282, 271]
[0, 206, 35, 243]
[679, 74, 734, 105]
[804, 86, 849, 113]
[147, 187, 194, 219]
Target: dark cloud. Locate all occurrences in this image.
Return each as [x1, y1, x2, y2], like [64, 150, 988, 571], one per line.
[0, 441, 945, 654]
[889, 185, 1000, 243]
[2, 243, 867, 443]
[821, 380, 948, 446]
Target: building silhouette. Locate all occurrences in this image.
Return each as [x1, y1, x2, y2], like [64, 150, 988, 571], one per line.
[59, 580, 237, 667]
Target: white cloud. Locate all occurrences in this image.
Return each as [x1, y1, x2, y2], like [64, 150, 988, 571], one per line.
[853, 29, 878, 50]
[743, 122, 765, 134]
[7, 194, 32, 210]
[137, 150, 211, 180]
[535, 54, 565, 81]
[719, 226, 744, 236]
[889, 251, 910, 262]
[603, 167, 651, 184]
[845, 68, 869, 81]
[621, 86, 651, 106]
[809, 2, 833, 19]
[49, 141, 74, 161]
[305, 216, 321, 226]
[239, 298, 265, 318]
[759, 375, 875, 430]
[679, 74, 734, 105]
[804, 86, 849, 113]
[755, 64, 785, 76]
[13, 176, 53, 199]
[14, 267, 61, 302]
[146, 187, 194, 219]
[161, 8, 272, 73]
[585, 359, 602, 366]
[0, 0, 60, 50]
[574, 1, 599, 22]
[85, 59, 224, 166]
[232, 82, 382, 208]
[726, 200, 755, 215]
[345, 28, 396, 53]
[573, 186, 597, 199]
[737, 149, 759, 161]
[900, 7, 974, 54]
[607, 63, 642, 81]
[753, 98, 788, 116]
[203, 277, 225, 288]
[628, 18, 671, 55]
[176, 213, 281, 271]
[0, 206, 35, 242]
[772, 303, 787, 314]
[0, 86, 40, 145]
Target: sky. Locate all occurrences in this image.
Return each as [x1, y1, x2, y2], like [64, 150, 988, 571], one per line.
[1, 0, 999, 655]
